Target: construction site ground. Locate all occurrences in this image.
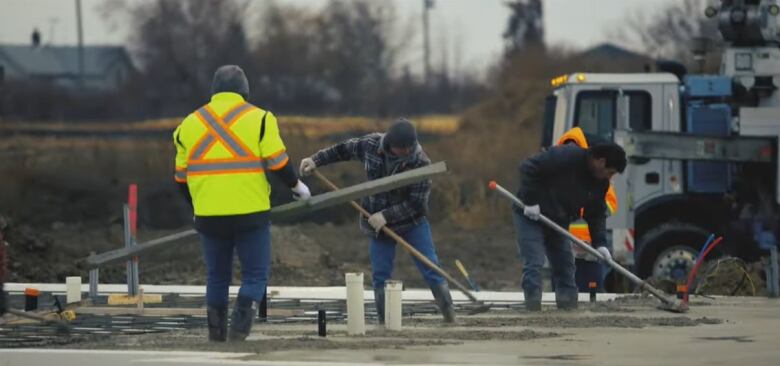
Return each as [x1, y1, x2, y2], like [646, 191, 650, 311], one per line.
[2, 295, 779, 365]
[2, 221, 522, 290]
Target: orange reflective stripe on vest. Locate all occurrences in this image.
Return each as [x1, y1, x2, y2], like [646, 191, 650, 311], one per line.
[605, 185, 618, 215]
[264, 149, 290, 171]
[569, 222, 592, 243]
[193, 104, 254, 158]
[184, 102, 264, 177]
[174, 167, 187, 183]
[187, 156, 264, 176]
[189, 102, 255, 160]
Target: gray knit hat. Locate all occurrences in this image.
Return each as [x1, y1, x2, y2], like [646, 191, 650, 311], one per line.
[211, 65, 249, 98]
[385, 119, 418, 148]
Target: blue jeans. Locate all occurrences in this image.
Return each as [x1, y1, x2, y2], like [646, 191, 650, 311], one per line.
[199, 223, 270, 306]
[575, 258, 604, 292]
[369, 220, 445, 290]
[513, 211, 577, 305]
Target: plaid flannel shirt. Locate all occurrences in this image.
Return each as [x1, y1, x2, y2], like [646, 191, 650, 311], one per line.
[311, 133, 431, 235]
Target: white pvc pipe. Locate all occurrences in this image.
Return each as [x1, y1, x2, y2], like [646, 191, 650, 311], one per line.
[385, 280, 402, 331]
[345, 273, 365, 335]
[65, 276, 82, 304]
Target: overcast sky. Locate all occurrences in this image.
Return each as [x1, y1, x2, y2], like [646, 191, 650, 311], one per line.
[0, 0, 679, 75]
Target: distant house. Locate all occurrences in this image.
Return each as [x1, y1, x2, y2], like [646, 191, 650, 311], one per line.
[0, 43, 135, 92]
[577, 43, 653, 72]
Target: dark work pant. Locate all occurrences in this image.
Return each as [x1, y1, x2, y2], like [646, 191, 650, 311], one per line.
[368, 220, 445, 290]
[513, 210, 577, 305]
[199, 222, 270, 306]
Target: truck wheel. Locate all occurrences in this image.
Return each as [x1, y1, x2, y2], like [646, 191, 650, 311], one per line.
[636, 223, 710, 281]
[652, 245, 698, 282]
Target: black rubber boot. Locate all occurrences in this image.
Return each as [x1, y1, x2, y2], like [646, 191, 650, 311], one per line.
[374, 288, 385, 325]
[206, 304, 228, 342]
[556, 290, 579, 311]
[524, 289, 542, 311]
[430, 282, 456, 323]
[228, 296, 255, 341]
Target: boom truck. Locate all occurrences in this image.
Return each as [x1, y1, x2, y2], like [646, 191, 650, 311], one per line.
[542, 0, 780, 288]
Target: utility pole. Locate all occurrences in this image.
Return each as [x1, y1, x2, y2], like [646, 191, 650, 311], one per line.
[423, 0, 434, 85]
[75, 0, 84, 89]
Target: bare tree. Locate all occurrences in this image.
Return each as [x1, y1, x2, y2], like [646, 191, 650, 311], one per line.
[115, 0, 251, 115]
[249, 0, 406, 115]
[610, 0, 719, 67]
[503, 0, 544, 54]
[99, 0, 479, 118]
[313, 0, 400, 114]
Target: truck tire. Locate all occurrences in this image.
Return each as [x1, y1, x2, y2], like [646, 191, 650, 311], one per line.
[636, 222, 710, 281]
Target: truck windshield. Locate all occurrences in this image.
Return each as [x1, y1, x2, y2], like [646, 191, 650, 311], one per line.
[541, 95, 557, 148]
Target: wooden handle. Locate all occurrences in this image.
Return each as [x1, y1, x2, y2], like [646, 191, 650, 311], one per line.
[455, 259, 469, 277]
[312, 170, 479, 302]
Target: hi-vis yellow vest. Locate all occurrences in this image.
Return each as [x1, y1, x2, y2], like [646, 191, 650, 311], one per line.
[557, 127, 618, 245]
[173, 92, 289, 216]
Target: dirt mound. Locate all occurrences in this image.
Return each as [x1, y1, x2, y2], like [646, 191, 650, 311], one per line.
[269, 225, 349, 286]
[0, 213, 75, 283]
[0, 214, 520, 290]
[694, 258, 766, 297]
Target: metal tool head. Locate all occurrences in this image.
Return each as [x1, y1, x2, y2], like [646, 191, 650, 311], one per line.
[465, 301, 492, 315]
[658, 297, 689, 313]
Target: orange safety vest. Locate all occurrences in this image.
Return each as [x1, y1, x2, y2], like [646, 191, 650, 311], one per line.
[556, 127, 618, 244]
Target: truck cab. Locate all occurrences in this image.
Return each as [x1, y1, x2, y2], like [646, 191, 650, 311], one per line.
[542, 71, 778, 287]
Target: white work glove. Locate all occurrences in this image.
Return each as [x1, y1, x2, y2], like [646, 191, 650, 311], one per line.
[291, 180, 311, 201]
[523, 204, 541, 221]
[596, 246, 612, 262]
[299, 157, 317, 177]
[367, 212, 387, 232]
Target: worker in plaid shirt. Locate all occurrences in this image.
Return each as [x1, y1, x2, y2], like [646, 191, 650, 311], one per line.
[300, 119, 455, 324]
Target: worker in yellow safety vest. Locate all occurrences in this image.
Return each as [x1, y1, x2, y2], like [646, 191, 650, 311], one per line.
[173, 65, 311, 342]
[556, 127, 618, 292]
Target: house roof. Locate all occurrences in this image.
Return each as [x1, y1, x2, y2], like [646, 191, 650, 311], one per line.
[0, 44, 134, 78]
[578, 43, 651, 62]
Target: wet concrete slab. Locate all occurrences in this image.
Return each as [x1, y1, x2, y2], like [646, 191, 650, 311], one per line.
[1, 296, 778, 365]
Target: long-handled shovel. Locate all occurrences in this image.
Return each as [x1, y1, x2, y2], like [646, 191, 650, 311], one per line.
[488, 181, 688, 313]
[313, 170, 491, 315]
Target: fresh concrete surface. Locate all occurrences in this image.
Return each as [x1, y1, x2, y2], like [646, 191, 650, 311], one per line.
[1, 296, 778, 366]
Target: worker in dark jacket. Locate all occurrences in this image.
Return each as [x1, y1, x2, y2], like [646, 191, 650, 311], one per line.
[299, 119, 456, 324]
[514, 143, 626, 311]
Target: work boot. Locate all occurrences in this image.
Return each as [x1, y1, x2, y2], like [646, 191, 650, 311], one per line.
[374, 288, 385, 324]
[430, 282, 456, 323]
[556, 291, 579, 311]
[227, 295, 255, 341]
[206, 304, 228, 342]
[524, 289, 542, 311]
